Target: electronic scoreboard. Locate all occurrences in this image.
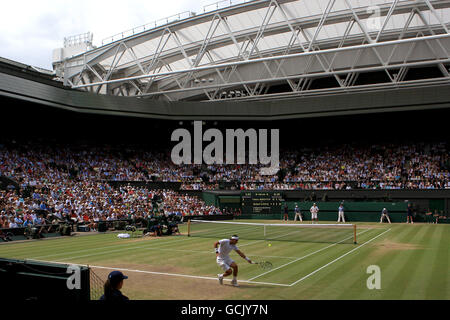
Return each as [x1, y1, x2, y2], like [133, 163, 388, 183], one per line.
[241, 191, 284, 214]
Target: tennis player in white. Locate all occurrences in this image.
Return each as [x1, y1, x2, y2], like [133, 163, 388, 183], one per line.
[214, 235, 252, 287]
[310, 203, 319, 224]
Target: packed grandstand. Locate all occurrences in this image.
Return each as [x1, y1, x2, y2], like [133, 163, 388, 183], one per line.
[1, 0, 450, 305]
[1, 137, 449, 230]
[1, 139, 449, 188]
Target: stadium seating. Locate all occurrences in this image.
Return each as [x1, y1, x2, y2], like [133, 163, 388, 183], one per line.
[0, 139, 449, 235]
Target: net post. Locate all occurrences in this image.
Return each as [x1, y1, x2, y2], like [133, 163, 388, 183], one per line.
[353, 224, 357, 244]
[187, 219, 191, 237]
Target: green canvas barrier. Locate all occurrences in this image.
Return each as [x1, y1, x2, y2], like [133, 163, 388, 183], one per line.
[201, 192, 411, 222]
[202, 191, 218, 207]
[285, 201, 407, 212]
[218, 195, 241, 209]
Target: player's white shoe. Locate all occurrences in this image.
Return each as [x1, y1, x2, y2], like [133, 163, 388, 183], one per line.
[217, 274, 223, 285]
[231, 279, 239, 287]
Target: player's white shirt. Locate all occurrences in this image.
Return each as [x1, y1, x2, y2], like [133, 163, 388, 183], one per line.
[218, 239, 238, 259]
[310, 206, 319, 213]
[338, 206, 344, 213]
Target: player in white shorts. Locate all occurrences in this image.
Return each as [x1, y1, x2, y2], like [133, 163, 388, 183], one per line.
[310, 203, 319, 224]
[214, 235, 252, 287]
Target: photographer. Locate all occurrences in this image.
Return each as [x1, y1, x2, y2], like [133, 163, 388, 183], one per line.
[0, 229, 13, 242]
[145, 223, 162, 237]
[166, 222, 180, 236]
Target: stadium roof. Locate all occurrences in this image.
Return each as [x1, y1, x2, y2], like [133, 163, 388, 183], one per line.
[0, 57, 54, 76]
[38, 1, 450, 103]
[2, 55, 450, 120]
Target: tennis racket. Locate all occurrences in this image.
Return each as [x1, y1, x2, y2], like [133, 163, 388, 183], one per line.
[251, 260, 273, 270]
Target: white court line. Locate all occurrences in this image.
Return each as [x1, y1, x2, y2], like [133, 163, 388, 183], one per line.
[192, 225, 308, 251]
[26, 259, 290, 287]
[236, 227, 318, 249]
[56, 236, 272, 262]
[248, 228, 372, 281]
[288, 228, 391, 287]
[32, 229, 248, 260]
[24, 228, 380, 289]
[31, 236, 196, 260]
[40, 235, 278, 262]
[238, 240, 264, 248]
[29, 237, 160, 260]
[32, 228, 372, 276]
[144, 246, 298, 260]
[28, 229, 293, 263]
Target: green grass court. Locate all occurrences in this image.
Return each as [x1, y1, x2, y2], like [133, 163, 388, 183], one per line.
[0, 220, 448, 300]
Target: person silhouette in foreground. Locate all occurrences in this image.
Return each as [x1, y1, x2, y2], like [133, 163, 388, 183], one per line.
[99, 270, 129, 301]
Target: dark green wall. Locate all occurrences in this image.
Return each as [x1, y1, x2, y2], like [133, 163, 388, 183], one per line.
[202, 191, 219, 207]
[218, 195, 241, 209]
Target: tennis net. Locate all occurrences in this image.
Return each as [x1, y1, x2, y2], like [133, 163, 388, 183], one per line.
[187, 220, 357, 244]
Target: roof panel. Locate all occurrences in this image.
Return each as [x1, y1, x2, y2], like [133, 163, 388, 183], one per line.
[62, 0, 450, 99]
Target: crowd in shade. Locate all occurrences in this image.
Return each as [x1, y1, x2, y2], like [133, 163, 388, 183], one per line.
[155, 142, 449, 190]
[1, 140, 450, 229]
[237, 142, 450, 190]
[0, 143, 450, 190]
[1, 140, 449, 189]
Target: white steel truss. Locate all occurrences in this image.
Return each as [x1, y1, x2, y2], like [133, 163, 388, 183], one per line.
[57, 0, 450, 101]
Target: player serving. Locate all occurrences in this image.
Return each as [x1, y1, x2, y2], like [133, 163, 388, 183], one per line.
[214, 235, 252, 287]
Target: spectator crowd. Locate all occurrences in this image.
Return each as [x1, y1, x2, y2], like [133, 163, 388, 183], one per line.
[1, 140, 449, 230]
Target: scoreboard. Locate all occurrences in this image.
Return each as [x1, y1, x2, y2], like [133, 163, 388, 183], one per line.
[241, 191, 284, 214]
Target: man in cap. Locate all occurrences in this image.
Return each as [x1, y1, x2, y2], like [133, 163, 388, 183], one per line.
[214, 235, 253, 287]
[337, 203, 346, 223]
[294, 204, 302, 222]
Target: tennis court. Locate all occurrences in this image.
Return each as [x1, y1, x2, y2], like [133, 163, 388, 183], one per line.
[0, 220, 448, 300]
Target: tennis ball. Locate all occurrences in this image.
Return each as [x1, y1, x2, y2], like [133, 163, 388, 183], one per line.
[268, 243, 272, 247]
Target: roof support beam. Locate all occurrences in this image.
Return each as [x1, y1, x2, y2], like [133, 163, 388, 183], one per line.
[72, 33, 450, 90]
